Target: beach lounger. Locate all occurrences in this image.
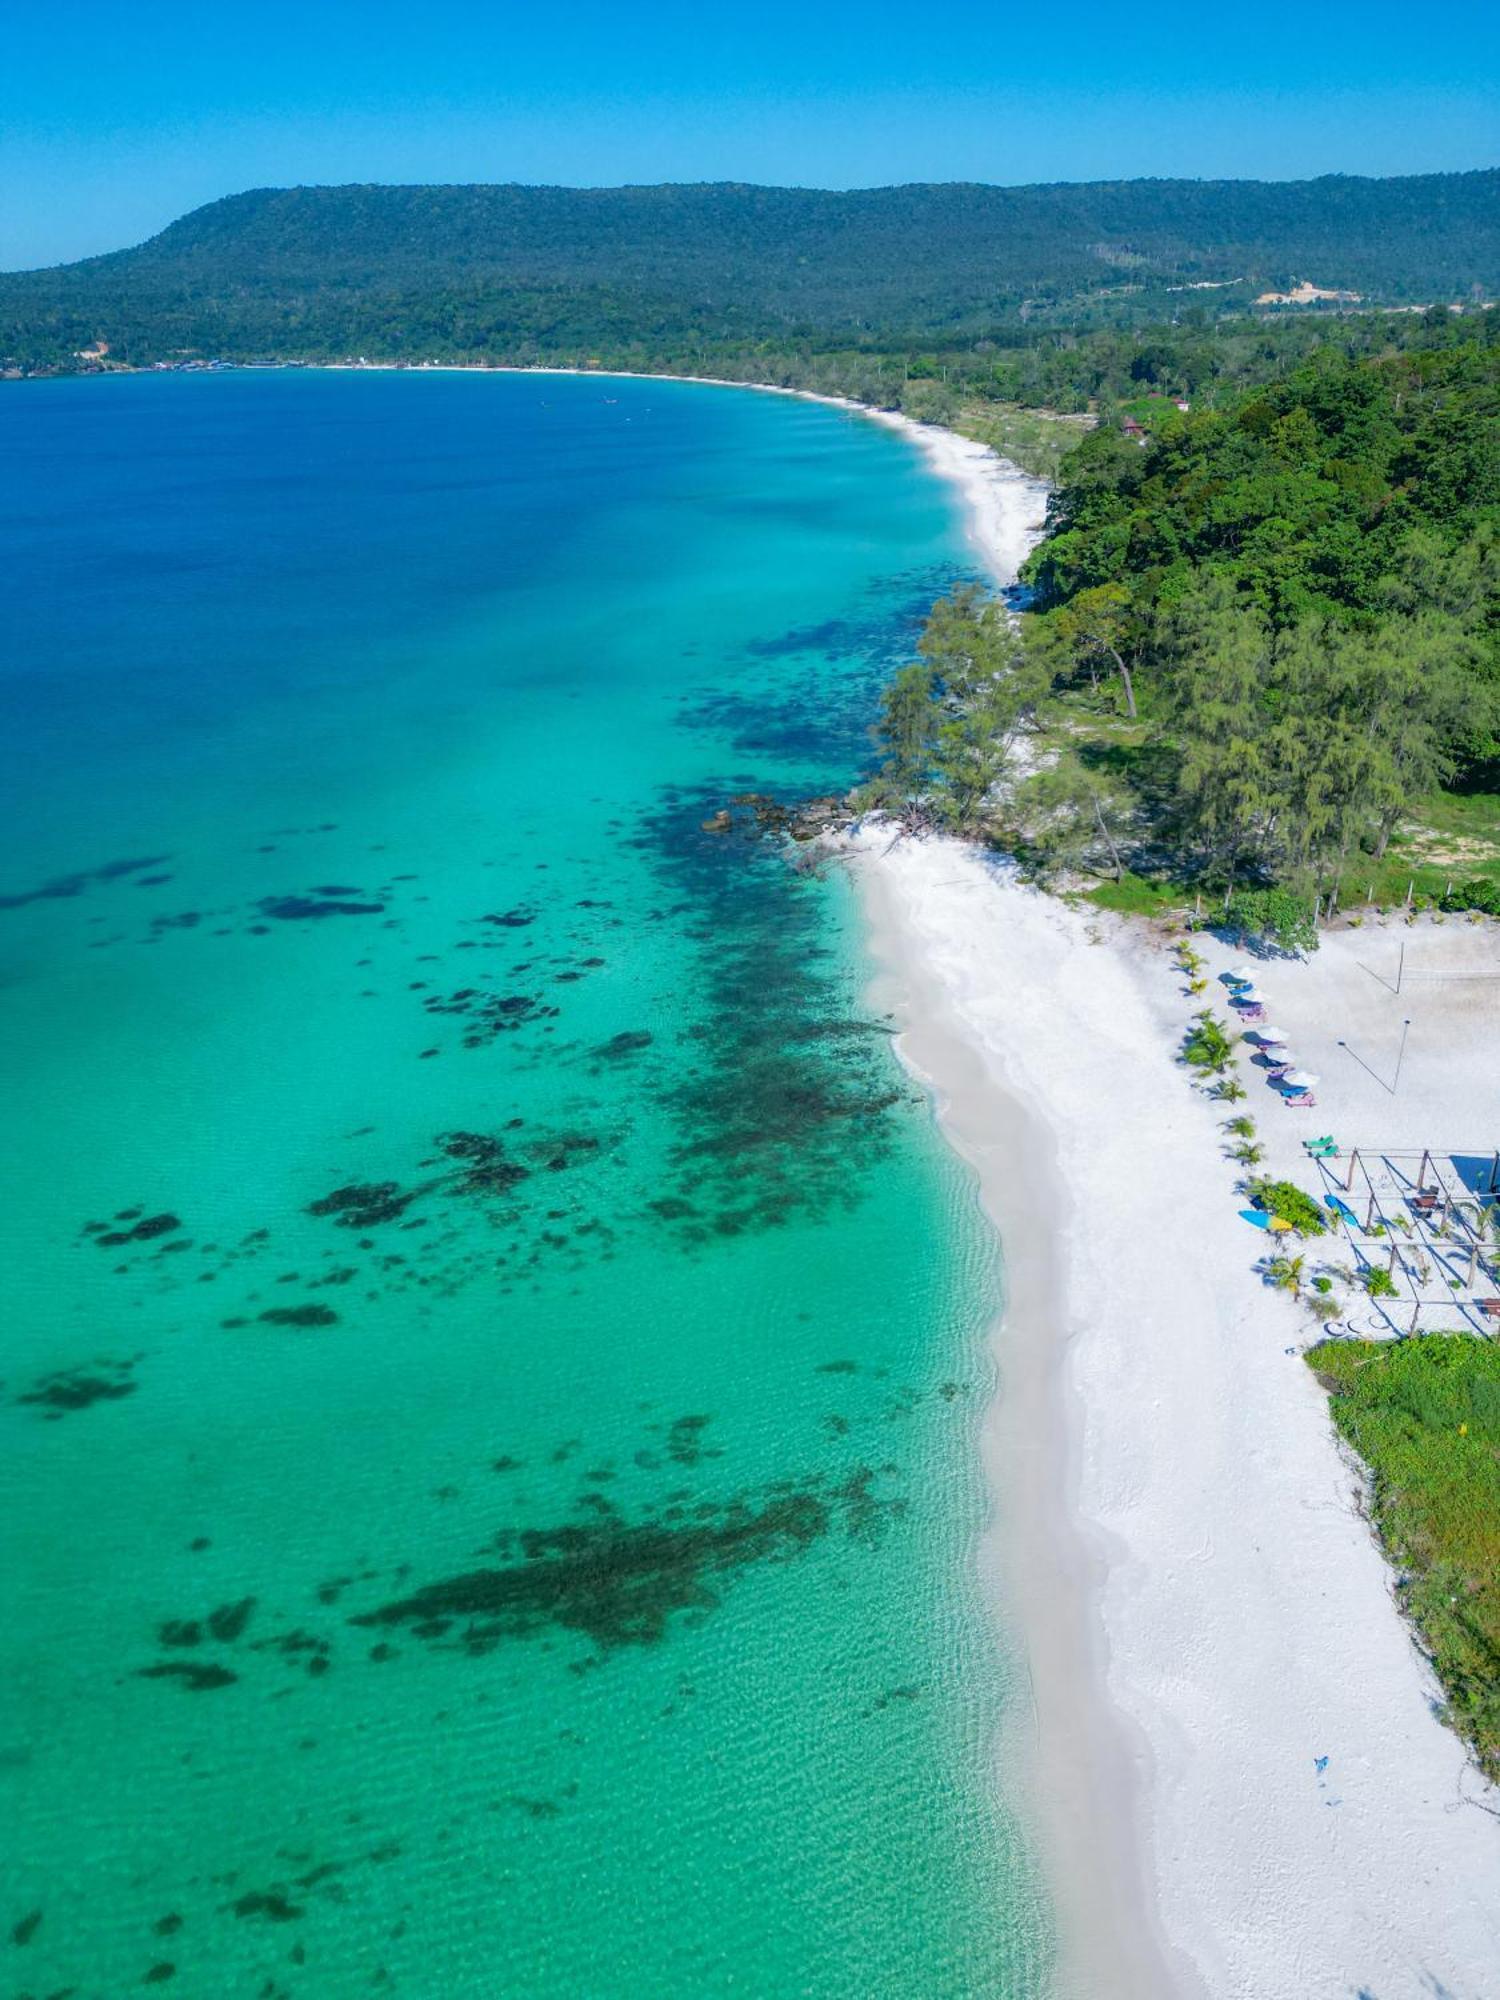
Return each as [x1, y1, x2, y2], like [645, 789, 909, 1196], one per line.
[1238, 1004, 1266, 1023]
[1284, 1091, 1317, 1109]
[1477, 1298, 1500, 1322]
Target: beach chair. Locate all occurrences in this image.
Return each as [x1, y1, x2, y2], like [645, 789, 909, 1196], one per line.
[1238, 1003, 1266, 1023]
[1477, 1298, 1500, 1324]
[1284, 1090, 1317, 1109]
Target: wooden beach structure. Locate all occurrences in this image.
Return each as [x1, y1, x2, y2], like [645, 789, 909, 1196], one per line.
[1319, 1145, 1500, 1335]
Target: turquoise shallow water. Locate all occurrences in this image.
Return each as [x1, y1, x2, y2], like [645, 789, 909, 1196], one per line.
[1, 371, 1050, 1996]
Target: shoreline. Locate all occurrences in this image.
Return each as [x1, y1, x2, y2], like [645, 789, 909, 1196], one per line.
[836, 420, 1182, 1992]
[857, 856, 1185, 1999]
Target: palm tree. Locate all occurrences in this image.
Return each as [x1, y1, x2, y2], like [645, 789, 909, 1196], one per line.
[1267, 1253, 1305, 1295]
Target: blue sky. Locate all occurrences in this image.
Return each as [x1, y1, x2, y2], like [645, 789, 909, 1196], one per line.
[4, 0, 1497, 268]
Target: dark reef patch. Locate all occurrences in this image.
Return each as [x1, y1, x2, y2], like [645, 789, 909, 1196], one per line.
[229, 1889, 303, 1923]
[433, 1130, 531, 1197]
[593, 1030, 653, 1062]
[422, 985, 560, 1047]
[258, 893, 385, 921]
[351, 1492, 826, 1653]
[258, 1303, 339, 1328]
[17, 1356, 140, 1417]
[93, 1212, 182, 1248]
[135, 1662, 238, 1692]
[208, 1599, 256, 1642]
[629, 781, 909, 1241]
[0, 853, 172, 913]
[676, 576, 957, 765]
[297, 1117, 618, 1299]
[308, 1182, 416, 1229]
[348, 1457, 903, 1660]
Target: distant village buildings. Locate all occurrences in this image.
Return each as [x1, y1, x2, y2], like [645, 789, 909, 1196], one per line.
[1254, 280, 1363, 307]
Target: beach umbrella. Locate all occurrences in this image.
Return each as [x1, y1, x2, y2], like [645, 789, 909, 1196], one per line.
[1284, 1069, 1319, 1090]
[1234, 986, 1263, 1005]
[1257, 1025, 1288, 1043]
[1229, 963, 1256, 982]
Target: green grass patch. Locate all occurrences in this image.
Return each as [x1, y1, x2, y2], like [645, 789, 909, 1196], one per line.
[1086, 870, 1184, 918]
[951, 401, 1094, 482]
[1307, 1335, 1500, 1780]
[1332, 791, 1500, 913]
[1115, 392, 1191, 428]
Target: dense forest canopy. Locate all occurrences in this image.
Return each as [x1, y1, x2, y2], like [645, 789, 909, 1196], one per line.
[869, 335, 1500, 912]
[2, 172, 1498, 372]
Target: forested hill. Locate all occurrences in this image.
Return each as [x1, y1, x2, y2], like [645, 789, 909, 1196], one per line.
[4, 172, 1499, 371]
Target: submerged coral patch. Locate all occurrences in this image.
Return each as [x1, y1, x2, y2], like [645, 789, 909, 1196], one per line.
[348, 1457, 904, 1661]
[0, 853, 172, 913]
[422, 986, 560, 1047]
[351, 1491, 828, 1654]
[307, 1182, 416, 1229]
[258, 1303, 340, 1327]
[135, 1662, 238, 1692]
[593, 1030, 653, 1061]
[17, 1356, 140, 1417]
[434, 1130, 531, 1196]
[258, 893, 385, 921]
[94, 1212, 182, 1248]
[630, 782, 907, 1239]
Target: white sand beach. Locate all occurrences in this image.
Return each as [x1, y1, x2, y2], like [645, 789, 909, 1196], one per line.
[836, 419, 1500, 1996]
[856, 839, 1500, 1999]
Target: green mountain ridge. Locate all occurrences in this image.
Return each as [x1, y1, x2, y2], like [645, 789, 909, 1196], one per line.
[3, 173, 1498, 370]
